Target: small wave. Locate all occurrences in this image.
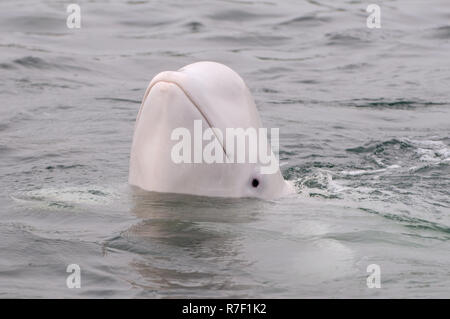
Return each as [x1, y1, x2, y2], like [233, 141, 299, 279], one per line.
[344, 98, 447, 109]
[428, 25, 450, 39]
[325, 29, 372, 46]
[340, 165, 400, 177]
[207, 9, 277, 22]
[0, 62, 16, 70]
[120, 19, 175, 28]
[12, 56, 90, 72]
[289, 167, 348, 199]
[183, 21, 204, 33]
[13, 56, 50, 69]
[346, 138, 412, 155]
[325, 28, 405, 46]
[407, 139, 450, 160]
[45, 164, 86, 170]
[204, 34, 290, 46]
[346, 137, 450, 171]
[11, 186, 121, 211]
[360, 208, 450, 236]
[95, 97, 141, 104]
[277, 14, 331, 27]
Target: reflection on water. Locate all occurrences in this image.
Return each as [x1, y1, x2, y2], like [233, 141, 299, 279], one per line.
[118, 189, 266, 297]
[101, 189, 357, 297]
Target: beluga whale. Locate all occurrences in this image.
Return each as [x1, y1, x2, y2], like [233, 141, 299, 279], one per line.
[129, 61, 293, 199]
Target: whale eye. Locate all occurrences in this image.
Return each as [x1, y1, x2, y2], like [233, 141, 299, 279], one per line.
[251, 178, 259, 188]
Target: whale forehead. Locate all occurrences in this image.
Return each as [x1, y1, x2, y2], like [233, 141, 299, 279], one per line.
[178, 61, 245, 92]
[148, 61, 262, 131]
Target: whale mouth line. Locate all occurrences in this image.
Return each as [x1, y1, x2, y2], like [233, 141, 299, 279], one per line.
[138, 79, 228, 157]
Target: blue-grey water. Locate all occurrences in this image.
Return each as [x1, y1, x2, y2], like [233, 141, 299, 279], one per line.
[0, 0, 449, 298]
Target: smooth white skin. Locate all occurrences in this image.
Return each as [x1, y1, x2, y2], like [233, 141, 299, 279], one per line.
[129, 61, 293, 199]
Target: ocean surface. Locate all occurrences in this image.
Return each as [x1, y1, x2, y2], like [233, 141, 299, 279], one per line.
[0, 0, 449, 298]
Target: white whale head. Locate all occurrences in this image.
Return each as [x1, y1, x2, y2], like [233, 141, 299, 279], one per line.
[129, 61, 293, 199]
